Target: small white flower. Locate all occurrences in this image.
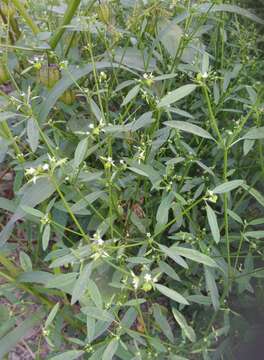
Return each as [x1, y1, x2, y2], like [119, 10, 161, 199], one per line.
[119, 159, 125, 165]
[97, 238, 104, 246]
[26, 167, 36, 175]
[146, 232, 151, 238]
[132, 275, 139, 289]
[47, 154, 56, 163]
[107, 156, 114, 166]
[144, 273, 152, 282]
[42, 164, 49, 171]
[99, 118, 105, 127]
[93, 232, 104, 245]
[89, 124, 94, 129]
[202, 72, 208, 79]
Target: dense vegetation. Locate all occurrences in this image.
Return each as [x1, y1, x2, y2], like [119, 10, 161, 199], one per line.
[0, 0, 264, 359]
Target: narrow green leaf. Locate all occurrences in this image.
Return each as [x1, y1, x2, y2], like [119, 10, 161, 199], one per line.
[196, 3, 264, 25]
[81, 306, 114, 322]
[245, 231, 264, 239]
[227, 209, 243, 224]
[49, 350, 84, 360]
[165, 120, 214, 140]
[159, 261, 181, 282]
[170, 246, 218, 268]
[102, 338, 119, 360]
[121, 84, 140, 107]
[86, 317, 95, 343]
[157, 84, 197, 108]
[187, 295, 211, 306]
[42, 224, 51, 251]
[212, 180, 244, 194]
[159, 244, 188, 269]
[71, 190, 105, 213]
[156, 284, 189, 305]
[172, 307, 196, 342]
[20, 205, 44, 218]
[201, 52, 209, 75]
[128, 166, 149, 177]
[0, 310, 45, 358]
[243, 185, 264, 207]
[128, 111, 154, 132]
[123, 299, 146, 306]
[87, 279, 103, 308]
[206, 204, 220, 244]
[90, 99, 102, 122]
[17, 271, 53, 284]
[158, 20, 183, 58]
[120, 308, 137, 330]
[204, 266, 219, 311]
[19, 251, 32, 272]
[156, 193, 174, 225]
[0, 177, 55, 244]
[27, 117, 39, 152]
[74, 138, 88, 168]
[153, 304, 174, 342]
[71, 262, 93, 305]
[45, 302, 60, 328]
[170, 356, 189, 360]
[46, 273, 77, 289]
[243, 139, 255, 155]
[242, 127, 264, 140]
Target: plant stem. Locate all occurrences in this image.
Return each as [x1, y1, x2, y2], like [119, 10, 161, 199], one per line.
[10, 0, 40, 34]
[202, 84, 223, 145]
[49, 0, 81, 49]
[51, 176, 90, 243]
[223, 146, 231, 287]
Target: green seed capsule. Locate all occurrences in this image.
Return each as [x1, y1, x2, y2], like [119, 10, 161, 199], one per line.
[38, 64, 60, 88]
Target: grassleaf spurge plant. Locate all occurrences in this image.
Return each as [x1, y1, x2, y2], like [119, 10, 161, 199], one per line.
[0, 0, 264, 359]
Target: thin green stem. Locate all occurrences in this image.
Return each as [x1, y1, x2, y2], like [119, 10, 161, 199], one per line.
[51, 176, 90, 243]
[223, 147, 231, 287]
[49, 0, 81, 49]
[10, 0, 40, 34]
[202, 83, 223, 145]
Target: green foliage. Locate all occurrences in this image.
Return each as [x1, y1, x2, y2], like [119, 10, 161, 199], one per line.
[0, 0, 264, 358]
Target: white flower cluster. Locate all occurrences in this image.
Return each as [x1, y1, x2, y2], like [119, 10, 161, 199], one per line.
[25, 163, 50, 183]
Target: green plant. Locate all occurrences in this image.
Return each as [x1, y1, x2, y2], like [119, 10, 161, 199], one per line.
[0, 1, 264, 359]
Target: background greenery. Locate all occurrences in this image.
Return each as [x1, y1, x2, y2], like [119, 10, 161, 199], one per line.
[0, 0, 264, 359]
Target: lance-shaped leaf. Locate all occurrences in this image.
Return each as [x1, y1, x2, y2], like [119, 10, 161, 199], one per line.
[165, 120, 214, 140]
[204, 266, 220, 311]
[156, 284, 189, 305]
[212, 180, 244, 194]
[206, 204, 220, 243]
[170, 246, 218, 268]
[172, 307, 196, 342]
[157, 84, 197, 108]
[71, 262, 93, 305]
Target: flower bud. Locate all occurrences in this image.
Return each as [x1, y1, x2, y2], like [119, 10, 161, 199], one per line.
[142, 282, 152, 292]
